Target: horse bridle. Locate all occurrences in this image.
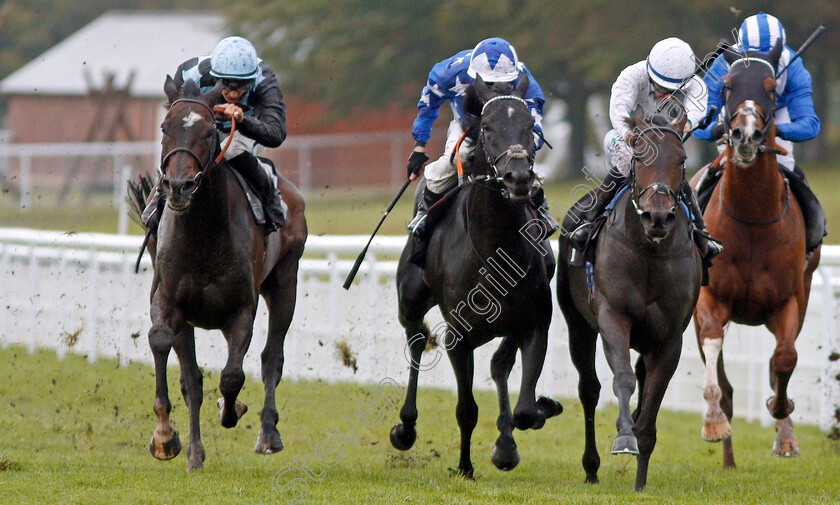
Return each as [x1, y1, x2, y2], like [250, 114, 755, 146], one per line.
[629, 125, 684, 216]
[473, 95, 536, 195]
[720, 57, 777, 149]
[158, 98, 220, 187]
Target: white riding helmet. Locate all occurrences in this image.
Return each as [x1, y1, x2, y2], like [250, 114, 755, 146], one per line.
[210, 36, 260, 80]
[646, 37, 696, 91]
[467, 37, 521, 83]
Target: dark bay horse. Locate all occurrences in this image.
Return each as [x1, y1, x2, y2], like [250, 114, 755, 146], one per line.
[390, 75, 562, 478]
[557, 111, 702, 491]
[691, 39, 820, 467]
[129, 77, 306, 471]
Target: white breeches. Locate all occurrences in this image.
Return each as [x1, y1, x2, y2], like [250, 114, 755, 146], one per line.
[424, 121, 474, 194]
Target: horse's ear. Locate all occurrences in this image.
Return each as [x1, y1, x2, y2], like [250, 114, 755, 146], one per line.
[632, 105, 646, 129]
[164, 75, 179, 103]
[768, 37, 783, 68]
[205, 79, 224, 106]
[474, 74, 491, 101]
[463, 84, 483, 117]
[513, 72, 529, 99]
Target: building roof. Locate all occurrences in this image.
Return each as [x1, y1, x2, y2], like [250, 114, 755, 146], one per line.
[0, 11, 227, 98]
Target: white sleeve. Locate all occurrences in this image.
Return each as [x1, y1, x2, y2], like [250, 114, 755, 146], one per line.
[682, 76, 708, 128]
[609, 62, 647, 140]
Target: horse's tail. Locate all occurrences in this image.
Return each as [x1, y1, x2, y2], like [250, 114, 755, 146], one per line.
[127, 173, 155, 226]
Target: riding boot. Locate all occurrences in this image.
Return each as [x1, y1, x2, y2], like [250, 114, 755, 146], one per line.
[567, 168, 626, 251]
[140, 183, 166, 236]
[682, 183, 723, 286]
[785, 165, 826, 255]
[229, 153, 286, 234]
[530, 186, 560, 238]
[407, 187, 443, 238]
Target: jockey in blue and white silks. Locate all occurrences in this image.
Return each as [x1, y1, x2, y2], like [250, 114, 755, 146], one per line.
[406, 37, 555, 238]
[694, 11, 820, 170]
[693, 12, 825, 254]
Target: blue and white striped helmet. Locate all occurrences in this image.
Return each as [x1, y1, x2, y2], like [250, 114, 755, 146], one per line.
[210, 36, 260, 80]
[467, 37, 521, 83]
[738, 12, 786, 52]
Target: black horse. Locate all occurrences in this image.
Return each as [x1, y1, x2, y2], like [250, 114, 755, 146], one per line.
[128, 77, 307, 471]
[556, 110, 702, 490]
[390, 75, 562, 478]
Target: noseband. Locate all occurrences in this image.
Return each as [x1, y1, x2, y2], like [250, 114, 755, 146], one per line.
[474, 95, 536, 196]
[158, 98, 219, 184]
[629, 125, 683, 215]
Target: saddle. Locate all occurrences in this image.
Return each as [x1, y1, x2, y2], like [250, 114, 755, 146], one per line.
[696, 163, 826, 252]
[227, 157, 288, 227]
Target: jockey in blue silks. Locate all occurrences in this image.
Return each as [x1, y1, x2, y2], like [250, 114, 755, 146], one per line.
[405, 37, 558, 238]
[694, 12, 825, 255]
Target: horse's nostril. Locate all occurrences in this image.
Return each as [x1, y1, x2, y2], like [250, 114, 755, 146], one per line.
[731, 128, 743, 142]
[751, 130, 763, 144]
[161, 179, 171, 191]
[664, 212, 676, 225]
[182, 181, 197, 194]
[640, 211, 653, 224]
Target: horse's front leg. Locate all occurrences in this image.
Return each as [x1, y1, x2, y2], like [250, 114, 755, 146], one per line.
[512, 325, 562, 431]
[694, 291, 733, 444]
[172, 324, 205, 471]
[489, 336, 519, 471]
[218, 307, 255, 428]
[766, 297, 800, 457]
[148, 314, 181, 461]
[447, 343, 478, 479]
[597, 306, 637, 454]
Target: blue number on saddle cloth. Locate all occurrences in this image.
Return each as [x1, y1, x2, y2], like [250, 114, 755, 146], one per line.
[585, 261, 595, 302]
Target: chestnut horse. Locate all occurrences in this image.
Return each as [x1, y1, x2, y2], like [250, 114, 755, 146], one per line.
[129, 77, 307, 471]
[692, 39, 820, 468]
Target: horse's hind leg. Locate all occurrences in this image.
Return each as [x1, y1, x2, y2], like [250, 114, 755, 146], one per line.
[568, 321, 601, 483]
[390, 267, 434, 452]
[490, 336, 519, 471]
[255, 265, 299, 454]
[148, 321, 181, 461]
[171, 325, 206, 471]
[218, 309, 255, 429]
[632, 336, 680, 492]
[766, 298, 801, 457]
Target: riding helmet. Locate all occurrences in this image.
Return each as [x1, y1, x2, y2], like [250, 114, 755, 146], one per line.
[209, 36, 260, 80]
[646, 37, 696, 91]
[467, 37, 521, 83]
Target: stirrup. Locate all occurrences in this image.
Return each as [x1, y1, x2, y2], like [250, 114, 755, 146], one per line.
[408, 211, 428, 237]
[567, 221, 593, 251]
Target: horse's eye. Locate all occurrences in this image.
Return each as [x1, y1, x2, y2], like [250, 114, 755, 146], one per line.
[160, 123, 168, 134]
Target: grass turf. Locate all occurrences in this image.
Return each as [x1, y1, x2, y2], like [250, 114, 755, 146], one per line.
[1, 345, 838, 504]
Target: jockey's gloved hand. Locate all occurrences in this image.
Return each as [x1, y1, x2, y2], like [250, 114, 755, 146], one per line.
[407, 151, 429, 179]
[710, 122, 726, 141]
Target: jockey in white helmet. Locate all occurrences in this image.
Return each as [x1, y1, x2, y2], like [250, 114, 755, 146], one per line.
[405, 37, 557, 239]
[567, 37, 722, 281]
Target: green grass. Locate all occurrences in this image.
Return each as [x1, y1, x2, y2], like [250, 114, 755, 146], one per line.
[3, 163, 838, 239]
[1, 345, 838, 504]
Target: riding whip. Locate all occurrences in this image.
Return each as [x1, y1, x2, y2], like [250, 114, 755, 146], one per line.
[343, 178, 413, 290]
[776, 25, 825, 79]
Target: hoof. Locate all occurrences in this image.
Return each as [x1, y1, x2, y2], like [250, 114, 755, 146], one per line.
[701, 419, 732, 442]
[766, 396, 794, 419]
[389, 424, 416, 451]
[449, 466, 474, 480]
[585, 473, 599, 484]
[217, 398, 248, 428]
[149, 430, 181, 460]
[490, 442, 520, 471]
[513, 408, 538, 431]
[185, 443, 205, 472]
[611, 434, 639, 455]
[537, 396, 563, 419]
[255, 424, 285, 454]
[772, 437, 800, 457]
